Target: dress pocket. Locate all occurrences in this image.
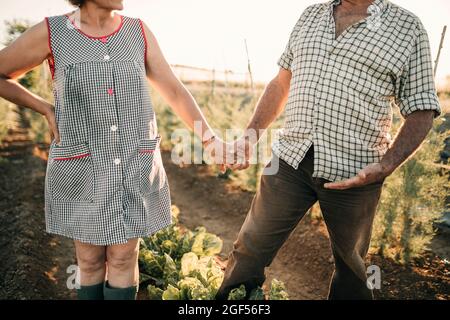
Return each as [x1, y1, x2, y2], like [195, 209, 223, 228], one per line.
[49, 142, 94, 202]
[138, 135, 166, 195]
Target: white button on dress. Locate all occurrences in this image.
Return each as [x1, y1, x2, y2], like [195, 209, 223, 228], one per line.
[114, 158, 121, 165]
[104, 55, 110, 61]
[110, 124, 118, 131]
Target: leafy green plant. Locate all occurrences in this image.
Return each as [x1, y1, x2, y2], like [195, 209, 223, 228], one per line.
[228, 285, 246, 300]
[269, 279, 290, 300]
[139, 205, 289, 300]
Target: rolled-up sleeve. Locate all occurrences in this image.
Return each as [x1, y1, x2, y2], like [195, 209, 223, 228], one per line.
[395, 26, 442, 119]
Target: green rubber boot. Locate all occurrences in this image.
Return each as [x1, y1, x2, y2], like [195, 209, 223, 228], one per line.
[103, 281, 137, 300]
[76, 282, 104, 300]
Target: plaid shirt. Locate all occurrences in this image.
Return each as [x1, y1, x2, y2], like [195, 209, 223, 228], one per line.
[272, 0, 441, 182]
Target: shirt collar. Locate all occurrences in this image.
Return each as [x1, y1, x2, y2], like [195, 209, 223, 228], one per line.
[331, 0, 389, 16]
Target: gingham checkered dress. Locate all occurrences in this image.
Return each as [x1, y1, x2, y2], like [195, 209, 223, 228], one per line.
[43, 14, 172, 245]
[273, 0, 441, 182]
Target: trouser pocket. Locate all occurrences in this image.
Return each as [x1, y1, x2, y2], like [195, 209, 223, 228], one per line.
[49, 142, 94, 202]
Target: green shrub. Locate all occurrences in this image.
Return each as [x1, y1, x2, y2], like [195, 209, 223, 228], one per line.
[139, 206, 289, 300]
[371, 122, 448, 263]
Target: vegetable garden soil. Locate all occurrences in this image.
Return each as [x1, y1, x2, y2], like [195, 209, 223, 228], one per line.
[0, 137, 448, 299]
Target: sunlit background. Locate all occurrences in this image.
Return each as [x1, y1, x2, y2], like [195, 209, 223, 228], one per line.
[0, 0, 449, 85]
[0, 1, 449, 301]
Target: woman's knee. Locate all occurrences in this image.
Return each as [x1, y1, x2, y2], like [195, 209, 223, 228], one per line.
[76, 251, 106, 275]
[106, 241, 139, 271]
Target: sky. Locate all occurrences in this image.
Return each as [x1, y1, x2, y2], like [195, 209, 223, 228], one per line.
[0, 0, 449, 84]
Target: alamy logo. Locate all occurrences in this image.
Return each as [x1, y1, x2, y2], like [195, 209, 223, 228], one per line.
[366, 265, 381, 290]
[66, 264, 81, 289]
[367, 4, 382, 31]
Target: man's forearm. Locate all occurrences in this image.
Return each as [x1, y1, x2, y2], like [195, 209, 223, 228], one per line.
[380, 110, 435, 175]
[246, 72, 290, 141]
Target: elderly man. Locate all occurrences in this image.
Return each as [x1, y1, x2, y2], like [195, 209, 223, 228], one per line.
[218, 0, 441, 300]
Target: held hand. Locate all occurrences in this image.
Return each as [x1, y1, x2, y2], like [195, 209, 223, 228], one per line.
[44, 107, 60, 145]
[323, 163, 389, 190]
[219, 140, 236, 173]
[203, 136, 234, 173]
[228, 135, 255, 171]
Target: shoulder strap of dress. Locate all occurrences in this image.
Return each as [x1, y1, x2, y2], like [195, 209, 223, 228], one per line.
[45, 15, 70, 68]
[45, 15, 65, 79]
[119, 16, 148, 64]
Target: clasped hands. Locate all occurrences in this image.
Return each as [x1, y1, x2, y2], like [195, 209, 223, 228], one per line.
[202, 134, 255, 172]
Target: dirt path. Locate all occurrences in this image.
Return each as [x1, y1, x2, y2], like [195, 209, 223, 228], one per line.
[0, 139, 448, 299]
[0, 138, 76, 300]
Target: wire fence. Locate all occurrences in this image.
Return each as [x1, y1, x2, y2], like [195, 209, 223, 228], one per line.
[171, 64, 255, 87]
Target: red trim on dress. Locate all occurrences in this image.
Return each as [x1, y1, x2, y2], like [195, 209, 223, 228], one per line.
[139, 150, 155, 154]
[53, 153, 91, 161]
[138, 19, 149, 69]
[65, 13, 124, 40]
[44, 17, 55, 80]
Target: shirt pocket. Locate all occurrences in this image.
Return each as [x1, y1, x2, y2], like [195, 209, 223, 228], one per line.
[49, 142, 94, 202]
[138, 135, 166, 195]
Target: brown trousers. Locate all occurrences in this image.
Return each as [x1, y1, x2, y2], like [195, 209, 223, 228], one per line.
[216, 144, 385, 300]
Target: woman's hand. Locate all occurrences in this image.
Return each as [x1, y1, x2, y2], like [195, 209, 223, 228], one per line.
[44, 107, 60, 145]
[202, 135, 235, 173]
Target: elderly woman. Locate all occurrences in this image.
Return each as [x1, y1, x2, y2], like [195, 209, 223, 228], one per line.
[0, 0, 229, 299]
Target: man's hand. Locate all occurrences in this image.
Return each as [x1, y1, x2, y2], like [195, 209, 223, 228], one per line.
[227, 135, 255, 171]
[203, 136, 235, 173]
[324, 163, 389, 190]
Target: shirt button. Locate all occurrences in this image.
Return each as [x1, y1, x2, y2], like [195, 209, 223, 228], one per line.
[110, 124, 118, 132]
[104, 55, 110, 61]
[107, 88, 114, 95]
[114, 158, 121, 165]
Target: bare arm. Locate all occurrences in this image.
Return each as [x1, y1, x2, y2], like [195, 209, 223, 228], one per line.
[140, 21, 214, 143]
[229, 67, 291, 170]
[324, 110, 435, 189]
[245, 68, 291, 141]
[0, 20, 52, 116]
[380, 110, 435, 174]
[0, 20, 59, 143]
